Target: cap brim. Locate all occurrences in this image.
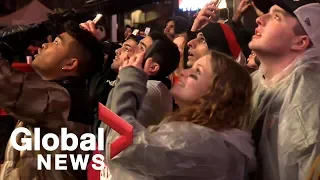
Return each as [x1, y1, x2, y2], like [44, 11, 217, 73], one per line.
[253, 0, 317, 15]
[253, 0, 274, 14]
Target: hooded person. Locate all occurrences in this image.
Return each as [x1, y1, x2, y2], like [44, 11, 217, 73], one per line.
[187, 22, 246, 67]
[164, 16, 190, 40]
[248, 0, 320, 179]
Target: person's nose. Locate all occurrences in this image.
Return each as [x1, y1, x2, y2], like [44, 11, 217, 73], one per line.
[180, 68, 191, 78]
[115, 48, 121, 55]
[164, 27, 168, 33]
[256, 13, 267, 27]
[187, 39, 196, 48]
[41, 43, 48, 49]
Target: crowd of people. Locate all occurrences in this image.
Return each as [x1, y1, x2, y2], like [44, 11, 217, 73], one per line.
[0, 0, 319, 179]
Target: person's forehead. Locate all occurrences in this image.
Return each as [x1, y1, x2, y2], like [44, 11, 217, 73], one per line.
[197, 32, 204, 38]
[60, 32, 76, 43]
[167, 20, 175, 26]
[191, 32, 206, 42]
[124, 39, 137, 47]
[140, 36, 153, 48]
[269, 5, 299, 25]
[269, 5, 290, 16]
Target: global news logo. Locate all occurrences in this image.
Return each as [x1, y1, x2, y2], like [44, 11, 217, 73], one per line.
[10, 103, 133, 170]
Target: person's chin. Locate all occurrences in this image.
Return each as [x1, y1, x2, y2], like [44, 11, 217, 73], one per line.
[170, 89, 189, 108]
[110, 64, 119, 72]
[170, 85, 184, 98]
[31, 57, 39, 66]
[171, 91, 181, 102]
[248, 41, 258, 51]
[30, 60, 40, 74]
[30, 61, 35, 68]
[187, 58, 196, 67]
[170, 85, 179, 95]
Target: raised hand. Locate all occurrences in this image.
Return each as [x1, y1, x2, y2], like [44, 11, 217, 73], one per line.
[191, 1, 219, 31]
[120, 52, 152, 74]
[237, 0, 252, 14]
[251, 2, 264, 17]
[79, 20, 99, 40]
[232, 0, 252, 23]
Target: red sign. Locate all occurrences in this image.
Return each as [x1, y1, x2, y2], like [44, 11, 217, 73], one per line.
[98, 103, 133, 159]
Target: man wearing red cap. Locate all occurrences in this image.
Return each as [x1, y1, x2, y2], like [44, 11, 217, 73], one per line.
[249, 0, 320, 179]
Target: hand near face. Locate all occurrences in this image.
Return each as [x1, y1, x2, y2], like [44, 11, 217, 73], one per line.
[79, 20, 99, 40]
[251, 2, 264, 17]
[119, 52, 152, 74]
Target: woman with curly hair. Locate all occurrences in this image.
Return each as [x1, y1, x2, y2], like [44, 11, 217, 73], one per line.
[100, 50, 256, 180]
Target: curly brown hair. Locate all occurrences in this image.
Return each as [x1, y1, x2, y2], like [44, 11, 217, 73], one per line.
[168, 50, 253, 131]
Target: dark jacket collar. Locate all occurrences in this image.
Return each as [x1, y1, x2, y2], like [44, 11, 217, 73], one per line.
[52, 76, 87, 89]
[51, 76, 94, 125]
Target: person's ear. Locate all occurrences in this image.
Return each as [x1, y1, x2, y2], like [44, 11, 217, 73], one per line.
[144, 58, 159, 74]
[291, 35, 311, 51]
[62, 58, 78, 71]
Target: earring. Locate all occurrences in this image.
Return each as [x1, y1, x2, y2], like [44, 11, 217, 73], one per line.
[61, 68, 65, 70]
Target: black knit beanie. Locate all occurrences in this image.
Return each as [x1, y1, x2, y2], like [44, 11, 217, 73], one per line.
[198, 23, 241, 59]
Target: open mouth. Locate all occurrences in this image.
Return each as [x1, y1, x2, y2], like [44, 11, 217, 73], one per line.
[34, 49, 41, 57]
[253, 29, 262, 39]
[188, 51, 194, 58]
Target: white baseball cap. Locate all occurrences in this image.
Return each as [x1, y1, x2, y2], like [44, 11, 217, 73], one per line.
[294, 3, 320, 46]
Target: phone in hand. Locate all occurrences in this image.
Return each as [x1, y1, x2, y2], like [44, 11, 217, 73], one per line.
[210, 0, 221, 22]
[144, 27, 151, 36]
[215, 0, 222, 6]
[93, 14, 103, 24]
[132, 29, 139, 36]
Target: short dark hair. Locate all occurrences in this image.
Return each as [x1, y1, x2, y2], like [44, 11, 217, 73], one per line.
[145, 31, 180, 77]
[149, 31, 167, 41]
[125, 25, 133, 31]
[64, 21, 104, 78]
[126, 34, 139, 42]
